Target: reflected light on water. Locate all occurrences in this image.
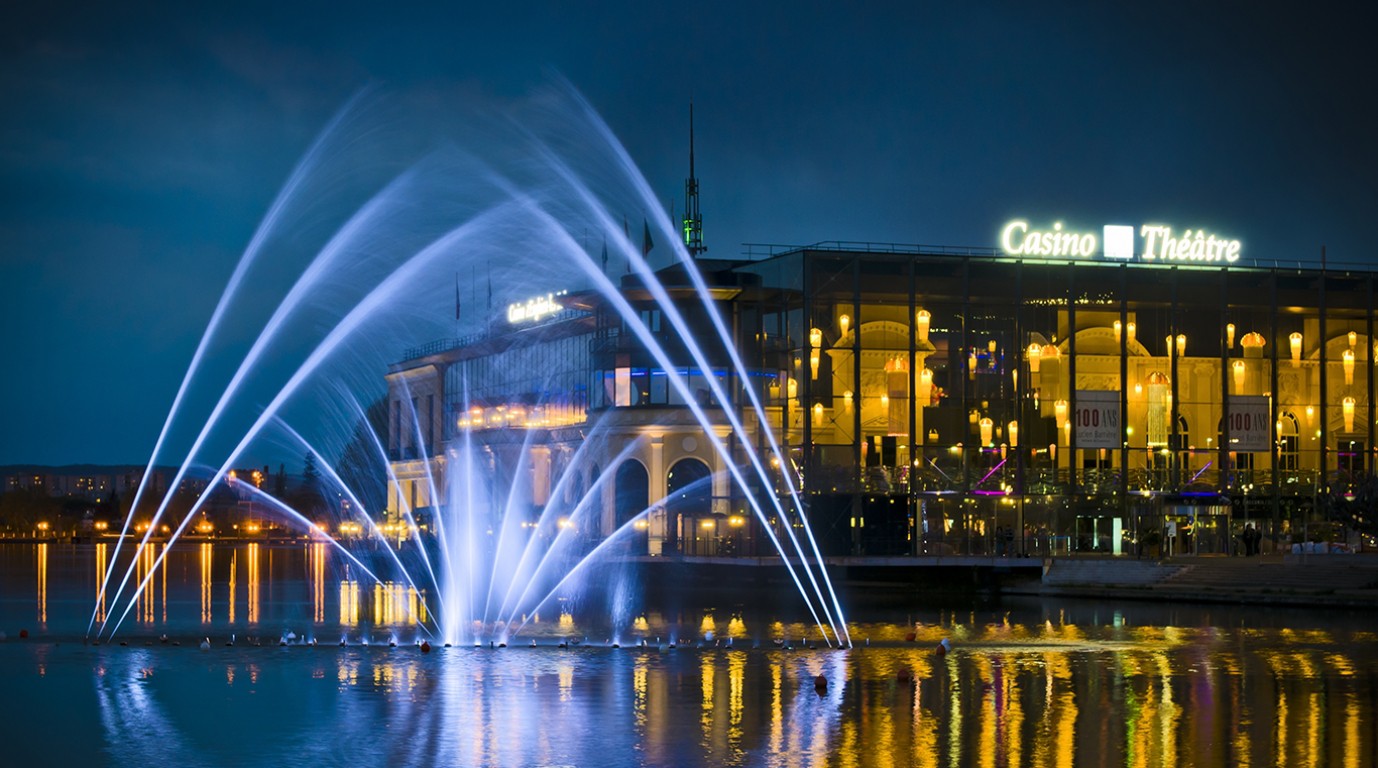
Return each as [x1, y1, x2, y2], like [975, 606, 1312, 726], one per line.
[371, 582, 425, 626]
[199, 542, 211, 624]
[133, 543, 160, 624]
[247, 543, 259, 625]
[36, 542, 47, 626]
[6, 544, 1378, 767]
[340, 579, 360, 626]
[94, 542, 107, 625]
[227, 550, 237, 624]
[309, 542, 325, 624]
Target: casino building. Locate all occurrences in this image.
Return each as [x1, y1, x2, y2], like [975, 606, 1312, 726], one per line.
[386, 216, 1377, 560]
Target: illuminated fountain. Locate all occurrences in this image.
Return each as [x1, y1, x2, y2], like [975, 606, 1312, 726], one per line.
[88, 84, 848, 648]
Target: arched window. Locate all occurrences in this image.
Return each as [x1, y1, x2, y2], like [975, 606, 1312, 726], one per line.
[666, 458, 712, 516]
[1278, 412, 1299, 478]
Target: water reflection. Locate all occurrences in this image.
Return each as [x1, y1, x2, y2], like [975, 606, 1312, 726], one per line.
[4, 543, 1378, 766]
[340, 579, 360, 627]
[246, 543, 259, 625]
[309, 541, 325, 624]
[132, 543, 161, 625]
[94, 542, 107, 625]
[372, 582, 425, 627]
[199, 542, 212, 624]
[36, 542, 46, 626]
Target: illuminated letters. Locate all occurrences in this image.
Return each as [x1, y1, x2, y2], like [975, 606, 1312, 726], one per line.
[1000, 218, 1242, 263]
[1000, 220, 1098, 257]
[507, 291, 566, 324]
[1140, 225, 1241, 263]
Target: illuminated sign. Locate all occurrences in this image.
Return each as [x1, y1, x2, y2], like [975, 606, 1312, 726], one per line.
[1001, 221, 1098, 258]
[506, 291, 567, 324]
[1000, 220, 1241, 263]
[1140, 225, 1241, 263]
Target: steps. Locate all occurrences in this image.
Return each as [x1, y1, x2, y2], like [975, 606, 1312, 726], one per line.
[1042, 559, 1182, 587]
[1159, 560, 1378, 595]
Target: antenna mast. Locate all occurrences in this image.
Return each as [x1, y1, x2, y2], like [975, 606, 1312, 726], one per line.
[683, 103, 706, 257]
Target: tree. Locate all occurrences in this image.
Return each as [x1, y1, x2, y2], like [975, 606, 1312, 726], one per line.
[292, 451, 329, 518]
[0, 488, 62, 532]
[337, 397, 389, 517]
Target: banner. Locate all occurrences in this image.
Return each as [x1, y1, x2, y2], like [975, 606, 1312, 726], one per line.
[1227, 395, 1271, 452]
[1074, 390, 1121, 449]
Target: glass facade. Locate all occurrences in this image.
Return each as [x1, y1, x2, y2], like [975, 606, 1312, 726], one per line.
[389, 246, 1376, 559]
[753, 249, 1376, 558]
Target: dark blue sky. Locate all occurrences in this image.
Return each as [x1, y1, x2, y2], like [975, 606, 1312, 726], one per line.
[3, 2, 1376, 465]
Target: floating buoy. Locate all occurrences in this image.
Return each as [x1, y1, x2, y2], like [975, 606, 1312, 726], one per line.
[199, 638, 211, 651]
[814, 674, 828, 692]
[19, 629, 29, 639]
[420, 641, 431, 654]
[905, 631, 916, 642]
[897, 667, 911, 682]
[935, 638, 951, 656]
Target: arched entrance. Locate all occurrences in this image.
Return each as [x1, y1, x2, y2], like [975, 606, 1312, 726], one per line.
[666, 458, 712, 555]
[615, 460, 649, 554]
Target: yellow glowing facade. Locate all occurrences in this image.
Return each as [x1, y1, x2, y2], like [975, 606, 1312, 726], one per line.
[387, 247, 1376, 558]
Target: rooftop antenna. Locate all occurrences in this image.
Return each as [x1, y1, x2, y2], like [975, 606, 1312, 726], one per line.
[683, 102, 706, 257]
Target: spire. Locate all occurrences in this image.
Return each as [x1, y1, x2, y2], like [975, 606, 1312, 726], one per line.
[683, 102, 706, 257]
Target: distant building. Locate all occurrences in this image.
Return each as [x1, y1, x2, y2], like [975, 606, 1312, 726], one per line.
[0, 466, 166, 503]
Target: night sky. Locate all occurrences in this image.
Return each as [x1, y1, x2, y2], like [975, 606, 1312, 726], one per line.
[3, 2, 1376, 467]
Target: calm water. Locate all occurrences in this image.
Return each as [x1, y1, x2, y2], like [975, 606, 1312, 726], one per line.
[2, 542, 1375, 767]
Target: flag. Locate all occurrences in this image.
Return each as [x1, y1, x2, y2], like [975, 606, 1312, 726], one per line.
[454, 273, 461, 321]
[642, 219, 654, 257]
[600, 238, 608, 274]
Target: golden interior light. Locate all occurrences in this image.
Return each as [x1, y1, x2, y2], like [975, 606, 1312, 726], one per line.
[915, 309, 930, 342]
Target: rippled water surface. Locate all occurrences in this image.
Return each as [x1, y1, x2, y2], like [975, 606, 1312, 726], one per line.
[3, 542, 1375, 767]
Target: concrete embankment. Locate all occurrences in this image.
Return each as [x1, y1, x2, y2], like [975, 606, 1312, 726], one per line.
[1016, 554, 1378, 608]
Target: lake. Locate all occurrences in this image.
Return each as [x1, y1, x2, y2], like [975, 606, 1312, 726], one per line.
[2, 541, 1374, 766]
